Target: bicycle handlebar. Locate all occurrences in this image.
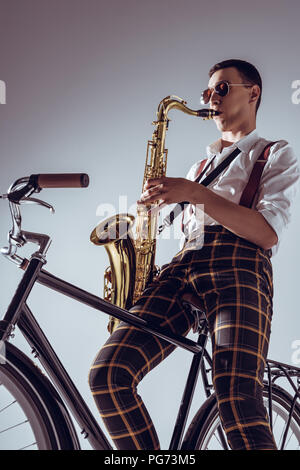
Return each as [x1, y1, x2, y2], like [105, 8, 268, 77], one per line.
[32, 173, 89, 189]
[3, 173, 89, 203]
[1, 172, 90, 266]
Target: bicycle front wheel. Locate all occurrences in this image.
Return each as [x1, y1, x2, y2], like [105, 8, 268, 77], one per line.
[183, 384, 300, 450]
[0, 341, 78, 450]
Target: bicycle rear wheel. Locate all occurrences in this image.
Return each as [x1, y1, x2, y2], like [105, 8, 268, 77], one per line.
[0, 341, 78, 450]
[182, 383, 300, 450]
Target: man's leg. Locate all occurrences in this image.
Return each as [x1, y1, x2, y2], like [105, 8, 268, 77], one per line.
[88, 262, 197, 450]
[205, 259, 277, 450]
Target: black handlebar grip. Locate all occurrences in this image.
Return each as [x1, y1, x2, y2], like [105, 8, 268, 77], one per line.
[33, 173, 89, 188]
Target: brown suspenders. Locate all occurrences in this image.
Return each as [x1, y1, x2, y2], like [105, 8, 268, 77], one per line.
[181, 141, 277, 234]
[239, 141, 277, 208]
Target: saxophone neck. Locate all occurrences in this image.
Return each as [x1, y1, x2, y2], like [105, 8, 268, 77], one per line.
[156, 95, 218, 121]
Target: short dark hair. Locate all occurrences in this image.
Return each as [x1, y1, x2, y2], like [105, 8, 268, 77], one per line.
[208, 59, 262, 113]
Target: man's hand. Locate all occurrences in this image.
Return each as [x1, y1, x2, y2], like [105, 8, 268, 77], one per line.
[137, 175, 278, 251]
[137, 176, 195, 207]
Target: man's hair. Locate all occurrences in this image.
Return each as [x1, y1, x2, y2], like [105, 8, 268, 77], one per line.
[208, 59, 262, 113]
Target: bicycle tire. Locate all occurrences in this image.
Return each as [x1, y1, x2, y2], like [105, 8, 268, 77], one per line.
[182, 383, 300, 450]
[0, 341, 79, 450]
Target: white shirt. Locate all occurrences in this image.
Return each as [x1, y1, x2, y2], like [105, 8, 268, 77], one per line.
[180, 129, 300, 256]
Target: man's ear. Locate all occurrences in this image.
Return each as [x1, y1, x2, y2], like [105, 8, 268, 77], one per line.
[249, 84, 260, 105]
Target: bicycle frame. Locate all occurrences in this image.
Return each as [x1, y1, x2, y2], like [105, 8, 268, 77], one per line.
[1, 176, 300, 450]
[0, 254, 210, 450]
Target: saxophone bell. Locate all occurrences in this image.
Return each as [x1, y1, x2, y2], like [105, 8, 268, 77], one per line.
[90, 214, 136, 334]
[90, 213, 135, 245]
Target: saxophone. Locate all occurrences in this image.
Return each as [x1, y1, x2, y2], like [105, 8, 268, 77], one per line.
[90, 96, 217, 334]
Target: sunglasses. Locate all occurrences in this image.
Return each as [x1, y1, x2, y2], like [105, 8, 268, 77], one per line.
[200, 80, 253, 105]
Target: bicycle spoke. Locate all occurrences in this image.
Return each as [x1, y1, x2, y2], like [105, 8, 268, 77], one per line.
[273, 412, 279, 428]
[0, 399, 17, 413]
[0, 419, 29, 434]
[194, 388, 300, 450]
[285, 429, 294, 448]
[19, 442, 38, 450]
[278, 418, 285, 449]
[213, 433, 222, 447]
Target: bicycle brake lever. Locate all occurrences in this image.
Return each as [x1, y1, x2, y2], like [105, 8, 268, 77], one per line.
[19, 197, 55, 214]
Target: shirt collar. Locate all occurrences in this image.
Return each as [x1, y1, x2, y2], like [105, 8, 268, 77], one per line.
[206, 129, 260, 157]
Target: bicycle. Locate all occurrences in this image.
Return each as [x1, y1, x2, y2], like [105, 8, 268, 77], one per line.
[0, 173, 300, 450]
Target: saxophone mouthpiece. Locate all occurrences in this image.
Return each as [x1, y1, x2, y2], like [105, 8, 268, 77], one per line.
[198, 108, 220, 120]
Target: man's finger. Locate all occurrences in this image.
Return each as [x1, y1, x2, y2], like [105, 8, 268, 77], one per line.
[144, 178, 164, 189]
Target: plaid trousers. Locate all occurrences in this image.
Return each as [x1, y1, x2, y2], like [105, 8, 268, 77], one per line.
[89, 226, 277, 450]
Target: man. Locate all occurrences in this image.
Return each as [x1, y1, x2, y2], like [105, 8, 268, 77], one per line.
[89, 59, 299, 450]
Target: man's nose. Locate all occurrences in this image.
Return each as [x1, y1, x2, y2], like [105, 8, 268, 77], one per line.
[210, 90, 221, 105]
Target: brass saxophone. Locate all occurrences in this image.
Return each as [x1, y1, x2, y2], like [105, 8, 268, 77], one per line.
[90, 96, 217, 334]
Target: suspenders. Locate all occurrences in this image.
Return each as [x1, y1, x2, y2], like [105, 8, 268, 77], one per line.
[180, 141, 277, 235]
[160, 147, 242, 235]
[239, 141, 277, 208]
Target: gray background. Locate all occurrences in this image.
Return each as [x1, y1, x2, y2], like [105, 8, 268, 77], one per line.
[0, 0, 299, 449]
